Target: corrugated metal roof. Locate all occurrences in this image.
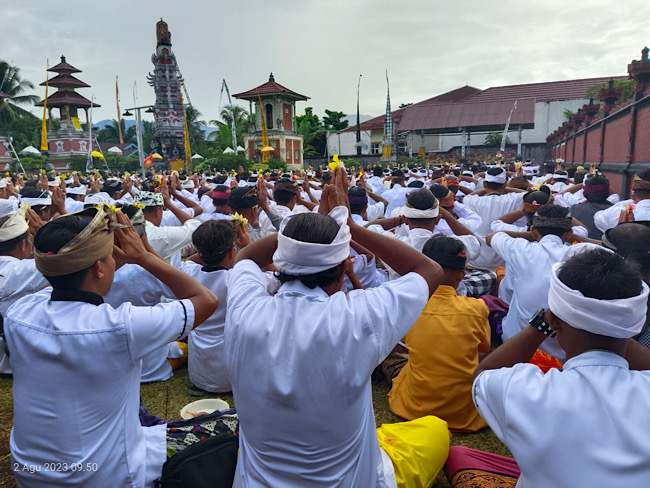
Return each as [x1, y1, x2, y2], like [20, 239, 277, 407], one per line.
[462, 76, 628, 103]
[397, 98, 535, 132]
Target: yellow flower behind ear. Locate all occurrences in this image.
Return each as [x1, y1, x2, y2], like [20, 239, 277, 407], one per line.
[132, 203, 145, 210]
[232, 212, 249, 227]
[20, 203, 31, 210]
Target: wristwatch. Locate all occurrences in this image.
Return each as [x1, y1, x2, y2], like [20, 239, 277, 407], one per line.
[529, 309, 556, 338]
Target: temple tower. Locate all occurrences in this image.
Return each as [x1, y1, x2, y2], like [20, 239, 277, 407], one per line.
[233, 73, 309, 169]
[34, 56, 100, 165]
[147, 19, 185, 161]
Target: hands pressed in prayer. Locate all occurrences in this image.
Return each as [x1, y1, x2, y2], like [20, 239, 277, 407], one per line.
[26, 208, 47, 235]
[112, 211, 149, 268]
[618, 206, 636, 224]
[50, 187, 66, 216]
[257, 178, 270, 210]
[89, 178, 101, 194]
[170, 173, 181, 191]
[160, 179, 171, 206]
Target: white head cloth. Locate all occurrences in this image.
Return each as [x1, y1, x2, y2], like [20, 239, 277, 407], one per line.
[181, 179, 195, 189]
[67, 186, 87, 196]
[401, 199, 439, 219]
[84, 192, 112, 205]
[48, 177, 61, 187]
[485, 168, 507, 184]
[20, 195, 52, 206]
[0, 208, 29, 242]
[553, 173, 568, 180]
[548, 261, 649, 338]
[134, 191, 164, 207]
[65, 177, 74, 185]
[273, 206, 351, 275]
[0, 179, 7, 189]
[462, 171, 474, 176]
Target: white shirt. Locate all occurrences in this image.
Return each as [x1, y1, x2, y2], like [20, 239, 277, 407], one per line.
[259, 202, 309, 233]
[0, 257, 49, 374]
[473, 350, 650, 488]
[366, 176, 386, 195]
[64, 197, 85, 213]
[490, 233, 568, 360]
[145, 218, 201, 261]
[382, 185, 410, 218]
[594, 198, 650, 232]
[554, 190, 620, 208]
[435, 202, 482, 234]
[226, 260, 429, 487]
[5, 291, 194, 488]
[462, 193, 524, 270]
[104, 264, 178, 383]
[160, 206, 195, 227]
[366, 200, 385, 221]
[0, 198, 19, 218]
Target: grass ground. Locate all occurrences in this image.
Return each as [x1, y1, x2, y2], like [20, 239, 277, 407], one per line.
[0, 367, 511, 487]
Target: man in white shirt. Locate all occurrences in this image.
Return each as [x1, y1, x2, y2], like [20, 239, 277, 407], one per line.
[226, 169, 449, 488]
[135, 185, 201, 263]
[594, 168, 650, 232]
[5, 206, 218, 487]
[430, 184, 482, 233]
[382, 169, 410, 218]
[462, 167, 526, 270]
[487, 204, 575, 360]
[366, 166, 387, 195]
[470, 248, 650, 488]
[0, 208, 50, 374]
[258, 178, 310, 233]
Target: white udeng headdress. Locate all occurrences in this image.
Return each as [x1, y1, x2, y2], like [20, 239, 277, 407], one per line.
[0, 208, 29, 242]
[273, 206, 351, 275]
[548, 261, 649, 339]
[485, 168, 507, 184]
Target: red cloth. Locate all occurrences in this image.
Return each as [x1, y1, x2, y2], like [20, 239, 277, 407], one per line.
[529, 349, 563, 373]
[444, 446, 520, 487]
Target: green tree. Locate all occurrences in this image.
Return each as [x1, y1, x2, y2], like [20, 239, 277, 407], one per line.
[0, 61, 39, 124]
[295, 107, 322, 142]
[563, 109, 574, 121]
[484, 132, 511, 147]
[209, 105, 250, 147]
[322, 109, 349, 131]
[95, 119, 136, 144]
[184, 105, 206, 152]
[586, 80, 635, 106]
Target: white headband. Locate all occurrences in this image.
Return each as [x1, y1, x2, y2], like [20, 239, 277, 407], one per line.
[273, 206, 351, 275]
[401, 204, 439, 219]
[462, 171, 474, 176]
[0, 208, 29, 242]
[84, 192, 112, 205]
[181, 180, 195, 189]
[485, 170, 507, 184]
[0, 179, 7, 189]
[67, 186, 87, 196]
[20, 196, 52, 206]
[548, 262, 649, 339]
[553, 173, 568, 180]
[48, 177, 61, 187]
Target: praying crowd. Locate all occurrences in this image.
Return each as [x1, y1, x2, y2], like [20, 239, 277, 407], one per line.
[1, 159, 650, 488]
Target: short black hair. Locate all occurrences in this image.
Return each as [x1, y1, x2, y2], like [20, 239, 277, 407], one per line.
[33, 213, 95, 289]
[192, 220, 238, 265]
[558, 249, 643, 300]
[604, 222, 650, 271]
[348, 186, 367, 215]
[214, 175, 228, 185]
[422, 234, 465, 270]
[212, 185, 230, 207]
[372, 166, 383, 177]
[275, 213, 342, 289]
[429, 184, 451, 200]
[0, 215, 28, 255]
[407, 180, 424, 188]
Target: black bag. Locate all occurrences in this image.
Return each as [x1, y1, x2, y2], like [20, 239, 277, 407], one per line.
[155, 410, 239, 488]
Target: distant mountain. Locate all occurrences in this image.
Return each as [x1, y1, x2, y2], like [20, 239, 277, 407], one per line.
[93, 119, 218, 139]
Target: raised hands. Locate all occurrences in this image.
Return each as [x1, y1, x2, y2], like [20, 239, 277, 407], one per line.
[112, 211, 149, 268]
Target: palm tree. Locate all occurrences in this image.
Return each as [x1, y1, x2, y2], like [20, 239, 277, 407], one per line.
[208, 105, 250, 145]
[0, 61, 40, 124]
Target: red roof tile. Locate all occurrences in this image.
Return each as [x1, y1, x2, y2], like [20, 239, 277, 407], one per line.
[233, 73, 309, 101]
[462, 76, 627, 103]
[48, 56, 82, 74]
[397, 98, 535, 132]
[35, 91, 100, 108]
[40, 74, 90, 89]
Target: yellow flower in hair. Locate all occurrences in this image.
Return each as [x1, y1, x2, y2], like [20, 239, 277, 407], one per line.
[232, 212, 249, 227]
[132, 203, 145, 210]
[171, 170, 179, 177]
[40, 169, 46, 175]
[20, 203, 31, 210]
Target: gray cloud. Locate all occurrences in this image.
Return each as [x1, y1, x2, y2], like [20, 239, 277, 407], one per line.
[4, 0, 649, 124]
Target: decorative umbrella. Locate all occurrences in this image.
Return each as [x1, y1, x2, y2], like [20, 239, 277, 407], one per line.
[91, 150, 104, 159]
[261, 146, 274, 153]
[107, 146, 123, 156]
[151, 152, 163, 160]
[223, 147, 235, 154]
[191, 153, 204, 160]
[20, 146, 41, 156]
[236, 146, 245, 153]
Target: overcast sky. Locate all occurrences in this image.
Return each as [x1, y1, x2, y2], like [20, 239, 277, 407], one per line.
[5, 0, 650, 124]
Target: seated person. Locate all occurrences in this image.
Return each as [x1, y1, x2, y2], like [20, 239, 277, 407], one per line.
[225, 168, 450, 488]
[5, 206, 218, 487]
[388, 235, 490, 432]
[469, 248, 650, 487]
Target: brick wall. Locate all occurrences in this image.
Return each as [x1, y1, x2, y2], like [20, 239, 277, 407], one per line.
[602, 115, 629, 162]
[584, 126, 602, 161]
[634, 104, 650, 161]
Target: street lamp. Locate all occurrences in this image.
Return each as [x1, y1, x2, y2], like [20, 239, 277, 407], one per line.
[356, 74, 362, 158]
